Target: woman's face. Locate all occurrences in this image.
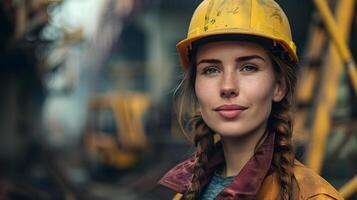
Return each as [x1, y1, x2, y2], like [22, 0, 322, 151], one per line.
[195, 41, 286, 138]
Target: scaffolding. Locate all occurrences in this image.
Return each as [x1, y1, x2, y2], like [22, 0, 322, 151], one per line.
[295, 0, 357, 198]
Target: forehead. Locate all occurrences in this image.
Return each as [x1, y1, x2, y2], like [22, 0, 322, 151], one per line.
[196, 41, 268, 59]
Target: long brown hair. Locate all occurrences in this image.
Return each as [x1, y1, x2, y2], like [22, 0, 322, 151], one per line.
[175, 38, 298, 200]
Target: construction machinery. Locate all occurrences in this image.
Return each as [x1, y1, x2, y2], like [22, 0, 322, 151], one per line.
[83, 92, 150, 172]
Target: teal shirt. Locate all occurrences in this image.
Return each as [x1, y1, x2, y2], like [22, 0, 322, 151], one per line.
[198, 170, 235, 200]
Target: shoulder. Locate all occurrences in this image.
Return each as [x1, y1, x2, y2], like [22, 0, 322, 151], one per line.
[158, 158, 194, 194]
[292, 160, 343, 200]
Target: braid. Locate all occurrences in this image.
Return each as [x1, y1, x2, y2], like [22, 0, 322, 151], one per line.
[183, 115, 215, 200]
[271, 99, 294, 200]
[269, 55, 297, 200]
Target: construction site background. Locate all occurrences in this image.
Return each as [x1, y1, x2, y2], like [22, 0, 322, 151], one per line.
[0, 0, 356, 199]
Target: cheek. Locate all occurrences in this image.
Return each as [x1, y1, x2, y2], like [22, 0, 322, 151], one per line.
[195, 81, 207, 107]
[195, 77, 223, 131]
[195, 78, 217, 109]
[242, 76, 276, 108]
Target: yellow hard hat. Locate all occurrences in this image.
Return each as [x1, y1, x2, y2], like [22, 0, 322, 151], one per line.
[177, 0, 298, 70]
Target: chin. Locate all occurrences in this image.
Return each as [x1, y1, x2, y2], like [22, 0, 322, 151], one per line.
[206, 117, 267, 139]
[210, 123, 251, 138]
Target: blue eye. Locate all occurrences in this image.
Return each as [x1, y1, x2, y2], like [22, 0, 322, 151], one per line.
[202, 67, 220, 75]
[241, 65, 257, 72]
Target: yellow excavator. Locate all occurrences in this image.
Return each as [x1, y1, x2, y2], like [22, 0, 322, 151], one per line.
[83, 92, 150, 172]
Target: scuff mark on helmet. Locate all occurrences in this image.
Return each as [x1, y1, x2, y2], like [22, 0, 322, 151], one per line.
[271, 10, 282, 24]
[216, 0, 239, 16]
[204, 0, 215, 31]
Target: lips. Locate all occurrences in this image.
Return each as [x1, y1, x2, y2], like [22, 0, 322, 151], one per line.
[213, 104, 248, 119]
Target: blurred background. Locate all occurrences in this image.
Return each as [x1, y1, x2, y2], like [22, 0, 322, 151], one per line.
[0, 0, 356, 199]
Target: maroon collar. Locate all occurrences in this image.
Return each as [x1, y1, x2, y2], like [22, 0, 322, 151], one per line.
[158, 132, 275, 199]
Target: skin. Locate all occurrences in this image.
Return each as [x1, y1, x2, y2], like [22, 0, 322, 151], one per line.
[195, 41, 286, 177]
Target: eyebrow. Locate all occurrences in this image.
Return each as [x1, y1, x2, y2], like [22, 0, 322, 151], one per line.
[197, 55, 266, 65]
[197, 59, 221, 65]
[236, 55, 266, 62]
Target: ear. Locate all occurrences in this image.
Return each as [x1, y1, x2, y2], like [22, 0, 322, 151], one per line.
[273, 77, 287, 102]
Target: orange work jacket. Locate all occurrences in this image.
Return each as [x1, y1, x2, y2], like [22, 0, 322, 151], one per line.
[169, 160, 343, 200]
[159, 132, 343, 200]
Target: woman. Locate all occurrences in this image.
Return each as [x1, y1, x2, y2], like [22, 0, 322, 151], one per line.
[158, 0, 343, 199]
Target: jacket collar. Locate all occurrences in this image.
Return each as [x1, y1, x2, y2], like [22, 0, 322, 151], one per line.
[158, 132, 275, 199]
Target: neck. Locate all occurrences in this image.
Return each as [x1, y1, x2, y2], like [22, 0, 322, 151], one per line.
[220, 125, 268, 177]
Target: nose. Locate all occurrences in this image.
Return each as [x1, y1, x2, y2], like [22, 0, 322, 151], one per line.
[220, 73, 238, 99]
